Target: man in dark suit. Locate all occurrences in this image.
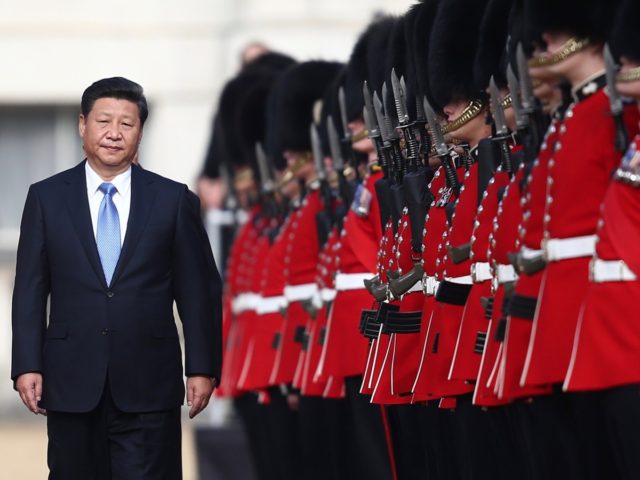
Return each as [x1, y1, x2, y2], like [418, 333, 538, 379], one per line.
[11, 77, 222, 479]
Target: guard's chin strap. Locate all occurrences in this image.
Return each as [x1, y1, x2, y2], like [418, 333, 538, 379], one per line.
[617, 66, 640, 83]
[442, 99, 485, 134]
[528, 37, 590, 68]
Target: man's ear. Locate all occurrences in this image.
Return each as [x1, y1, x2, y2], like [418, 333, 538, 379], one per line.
[79, 114, 86, 138]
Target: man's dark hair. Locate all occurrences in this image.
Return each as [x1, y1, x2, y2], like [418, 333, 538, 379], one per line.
[81, 76, 149, 126]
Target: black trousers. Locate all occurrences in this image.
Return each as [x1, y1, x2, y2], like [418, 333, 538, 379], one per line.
[47, 381, 181, 480]
[386, 404, 428, 479]
[344, 376, 394, 480]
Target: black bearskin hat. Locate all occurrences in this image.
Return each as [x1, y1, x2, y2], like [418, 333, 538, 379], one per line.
[428, 0, 490, 112]
[474, 0, 513, 90]
[413, 0, 441, 107]
[610, 0, 640, 63]
[265, 60, 343, 166]
[344, 15, 395, 122]
[383, 14, 408, 120]
[525, 0, 621, 44]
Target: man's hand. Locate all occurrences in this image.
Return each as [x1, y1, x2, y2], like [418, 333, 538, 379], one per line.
[186, 376, 216, 419]
[16, 373, 46, 415]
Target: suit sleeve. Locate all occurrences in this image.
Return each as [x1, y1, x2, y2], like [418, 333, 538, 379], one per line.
[172, 186, 223, 381]
[11, 185, 50, 382]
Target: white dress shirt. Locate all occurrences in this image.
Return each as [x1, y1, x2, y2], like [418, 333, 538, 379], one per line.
[85, 161, 132, 247]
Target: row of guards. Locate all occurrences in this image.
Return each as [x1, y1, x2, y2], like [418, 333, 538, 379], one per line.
[201, 0, 640, 478]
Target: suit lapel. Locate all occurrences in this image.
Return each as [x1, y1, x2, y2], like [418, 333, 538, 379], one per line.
[110, 164, 156, 286]
[63, 161, 107, 288]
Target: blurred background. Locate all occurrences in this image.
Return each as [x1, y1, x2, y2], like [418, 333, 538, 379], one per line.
[0, 0, 413, 478]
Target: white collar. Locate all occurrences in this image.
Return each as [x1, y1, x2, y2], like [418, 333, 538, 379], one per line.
[85, 161, 132, 197]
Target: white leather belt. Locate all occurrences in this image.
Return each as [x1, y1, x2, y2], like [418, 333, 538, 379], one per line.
[521, 246, 543, 259]
[284, 283, 318, 302]
[232, 293, 261, 314]
[543, 235, 596, 262]
[320, 288, 337, 302]
[422, 275, 440, 296]
[335, 272, 371, 291]
[444, 275, 473, 285]
[590, 258, 637, 283]
[496, 264, 518, 284]
[257, 295, 287, 315]
[406, 281, 424, 294]
[471, 262, 492, 283]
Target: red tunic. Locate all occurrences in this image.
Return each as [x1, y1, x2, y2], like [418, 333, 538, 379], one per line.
[499, 119, 562, 400]
[565, 134, 640, 390]
[474, 168, 526, 406]
[360, 218, 396, 396]
[522, 88, 639, 386]
[372, 211, 427, 404]
[450, 170, 510, 382]
[301, 228, 339, 396]
[236, 215, 291, 391]
[271, 190, 323, 386]
[219, 210, 262, 397]
[415, 165, 474, 400]
[317, 172, 383, 381]
[412, 166, 471, 401]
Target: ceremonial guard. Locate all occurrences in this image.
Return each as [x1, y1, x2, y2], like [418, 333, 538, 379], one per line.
[563, 0, 640, 477]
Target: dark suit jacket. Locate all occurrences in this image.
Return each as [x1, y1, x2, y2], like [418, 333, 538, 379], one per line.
[11, 161, 222, 413]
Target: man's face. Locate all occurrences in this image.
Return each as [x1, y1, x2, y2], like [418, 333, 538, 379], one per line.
[443, 99, 490, 146]
[617, 57, 640, 101]
[79, 97, 143, 173]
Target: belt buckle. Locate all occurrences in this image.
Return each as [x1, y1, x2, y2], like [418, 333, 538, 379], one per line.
[588, 257, 596, 282]
[541, 238, 550, 262]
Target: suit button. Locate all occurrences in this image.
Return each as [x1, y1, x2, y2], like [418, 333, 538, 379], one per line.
[101, 328, 109, 336]
[107, 291, 115, 298]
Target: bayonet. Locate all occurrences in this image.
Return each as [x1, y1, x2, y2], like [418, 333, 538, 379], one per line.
[605, 43, 629, 152]
[392, 71, 420, 170]
[489, 76, 514, 174]
[363, 81, 381, 139]
[490, 76, 509, 137]
[391, 69, 410, 126]
[605, 44, 623, 116]
[338, 86, 352, 142]
[516, 43, 535, 113]
[423, 97, 448, 157]
[327, 115, 345, 171]
[365, 82, 389, 176]
[310, 124, 326, 182]
[381, 82, 398, 140]
[507, 64, 528, 130]
[516, 43, 543, 156]
[255, 142, 274, 194]
[424, 96, 459, 193]
[373, 91, 389, 142]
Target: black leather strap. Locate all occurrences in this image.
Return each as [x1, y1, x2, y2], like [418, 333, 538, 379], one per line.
[382, 311, 422, 334]
[359, 309, 377, 334]
[474, 331, 487, 354]
[507, 294, 537, 320]
[436, 280, 472, 306]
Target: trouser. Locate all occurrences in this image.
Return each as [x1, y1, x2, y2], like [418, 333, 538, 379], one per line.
[47, 381, 181, 480]
[570, 384, 640, 480]
[344, 376, 395, 480]
[386, 404, 428, 479]
[298, 396, 349, 480]
[235, 388, 304, 480]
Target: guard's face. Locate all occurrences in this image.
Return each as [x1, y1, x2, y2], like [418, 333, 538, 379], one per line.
[79, 97, 143, 173]
[443, 100, 490, 147]
[617, 57, 640, 101]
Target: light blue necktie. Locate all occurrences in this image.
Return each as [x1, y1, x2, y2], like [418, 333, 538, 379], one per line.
[97, 183, 121, 286]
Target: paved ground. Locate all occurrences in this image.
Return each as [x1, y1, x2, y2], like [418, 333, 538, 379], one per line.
[0, 420, 198, 479]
